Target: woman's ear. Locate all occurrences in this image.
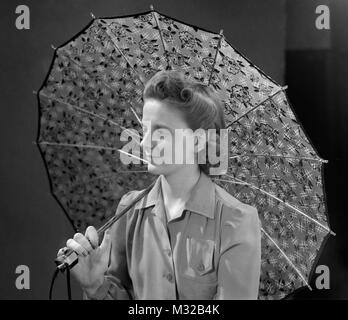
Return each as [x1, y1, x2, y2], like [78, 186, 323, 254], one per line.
[206, 129, 218, 150]
[206, 128, 229, 175]
[193, 130, 208, 166]
[193, 129, 207, 154]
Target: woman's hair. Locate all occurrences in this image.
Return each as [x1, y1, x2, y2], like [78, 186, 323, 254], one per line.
[143, 70, 226, 175]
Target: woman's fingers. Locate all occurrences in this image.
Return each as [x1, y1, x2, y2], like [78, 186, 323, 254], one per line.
[57, 247, 66, 257]
[66, 238, 88, 257]
[64, 227, 101, 258]
[85, 226, 99, 249]
[73, 233, 93, 253]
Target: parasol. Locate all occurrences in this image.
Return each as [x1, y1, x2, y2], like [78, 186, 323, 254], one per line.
[35, 7, 335, 299]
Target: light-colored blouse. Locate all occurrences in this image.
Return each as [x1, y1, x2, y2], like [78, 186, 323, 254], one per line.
[85, 171, 261, 300]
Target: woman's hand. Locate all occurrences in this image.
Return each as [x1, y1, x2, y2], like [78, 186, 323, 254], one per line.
[57, 226, 111, 296]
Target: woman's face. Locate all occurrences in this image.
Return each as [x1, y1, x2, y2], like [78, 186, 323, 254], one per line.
[141, 98, 200, 176]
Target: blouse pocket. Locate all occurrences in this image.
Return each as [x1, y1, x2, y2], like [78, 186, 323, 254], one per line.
[183, 237, 217, 282]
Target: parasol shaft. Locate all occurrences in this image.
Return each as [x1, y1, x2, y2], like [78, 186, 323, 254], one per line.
[55, 179, 156, 271]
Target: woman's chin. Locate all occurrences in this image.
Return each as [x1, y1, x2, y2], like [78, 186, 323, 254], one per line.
[147, 163, 163, 175]
[147, 162, 173, 176]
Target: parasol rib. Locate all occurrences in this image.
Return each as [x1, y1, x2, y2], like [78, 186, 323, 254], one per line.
[227, 85, 288, 128]
[39, 91, 141, 142]
[117, 148, 149, 164]
[129, 103, 142, 125]
[261, 227, 312, 290]
[58, 48, 142, 124]
[150, 6, 170, 69]
[59, 49, 115, 92]
[36, 141, 149, 164]
[65, 171, 149, 189]
[37, 141, 120, 151]
[230, 154, 328, 163]
[219, 174, 335, 235]
[102, 23, 146, 86]
[208, 29, 224, 86]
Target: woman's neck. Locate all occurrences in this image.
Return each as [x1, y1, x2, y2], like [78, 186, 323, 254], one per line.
[161, 166, 201, 203]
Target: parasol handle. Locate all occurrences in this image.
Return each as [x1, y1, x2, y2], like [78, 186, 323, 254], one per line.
[55, 180, 156, 271]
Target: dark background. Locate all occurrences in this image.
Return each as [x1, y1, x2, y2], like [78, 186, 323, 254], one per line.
[0, 0, 346, 299]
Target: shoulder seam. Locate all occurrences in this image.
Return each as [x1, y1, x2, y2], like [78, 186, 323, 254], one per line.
[215, 184, 259, 215]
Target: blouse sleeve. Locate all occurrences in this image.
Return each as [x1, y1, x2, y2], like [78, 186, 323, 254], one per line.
[214, 205, 261, 300]
[83, 191, 138, 300]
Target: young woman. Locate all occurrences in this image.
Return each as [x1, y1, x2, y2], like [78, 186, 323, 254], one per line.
[59, 70, 261, 300]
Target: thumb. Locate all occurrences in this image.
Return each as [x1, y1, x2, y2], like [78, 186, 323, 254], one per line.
[99, 229, 112, 254]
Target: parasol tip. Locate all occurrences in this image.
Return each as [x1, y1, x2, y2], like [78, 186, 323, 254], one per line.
[51, 44, 56, 50]
[32, 90, 37, 95]
[90, 12, 95, 19]
[219, 29, 224, 36]
[150, 4, 154, 11]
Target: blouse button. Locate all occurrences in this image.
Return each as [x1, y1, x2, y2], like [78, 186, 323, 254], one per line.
[197, 263, 205, 272]
[166, 273, 174, 282]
